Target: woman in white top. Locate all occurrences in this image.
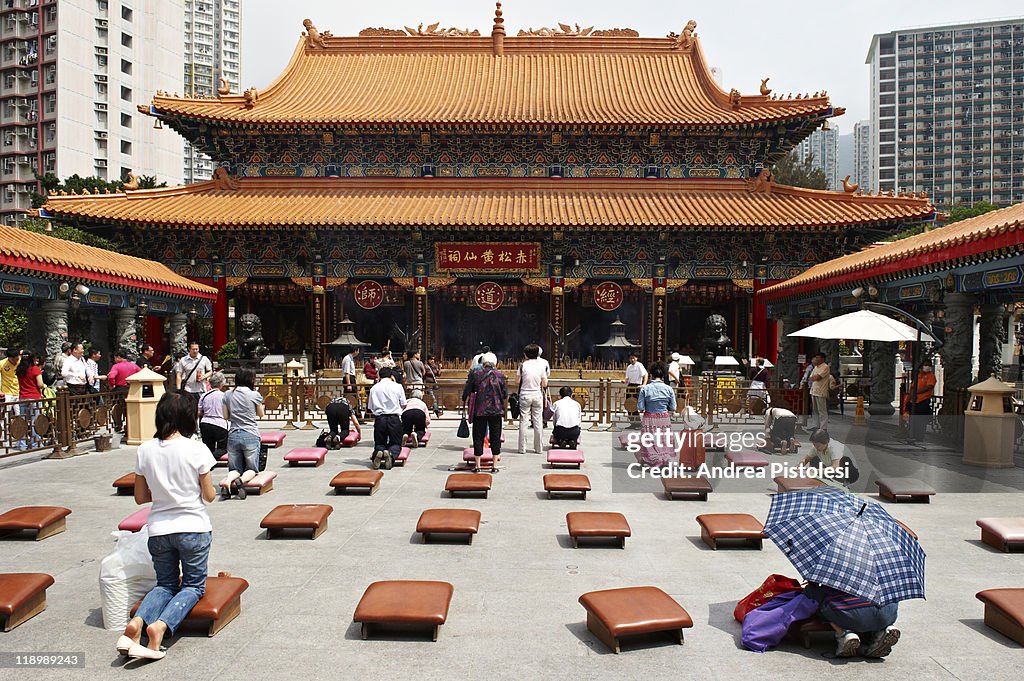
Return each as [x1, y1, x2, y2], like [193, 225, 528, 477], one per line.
[116, 391, 217, 662]
[551, 386, 582, 448]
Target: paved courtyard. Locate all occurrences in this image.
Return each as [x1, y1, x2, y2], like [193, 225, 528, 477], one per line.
[1, 417, 1023, 680]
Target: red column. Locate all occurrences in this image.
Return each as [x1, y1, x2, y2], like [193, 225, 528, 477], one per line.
[752, 279, 782, 359]
[145, 316, 163, 354]
[188, 277, 228, 355]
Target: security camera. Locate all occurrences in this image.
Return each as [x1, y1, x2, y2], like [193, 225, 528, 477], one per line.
[58, 282, 70, 295]
[867, 285, 879, 297]
[75, 284, 90, 296]
[851, 287, 864, 298]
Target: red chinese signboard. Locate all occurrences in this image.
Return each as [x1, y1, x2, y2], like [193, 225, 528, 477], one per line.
[436, 243, 541, 272]
[594, 281, 624, 312]
[354, 280, 384, 310]
[474, 282, 506, 311]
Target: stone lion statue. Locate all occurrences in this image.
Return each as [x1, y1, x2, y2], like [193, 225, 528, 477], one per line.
[238, 313, 267, 361]
[702, 313, 733, 365]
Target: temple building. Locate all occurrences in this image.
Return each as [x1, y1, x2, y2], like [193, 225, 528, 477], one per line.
[38, 7, 938, 369]
[761, 203, 1024, 413]
[0, 224, 216, 366]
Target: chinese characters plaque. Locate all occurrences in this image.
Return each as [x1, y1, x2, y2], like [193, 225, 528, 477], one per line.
[353, 280, 384, 310]
[474, 282, 506, 311]
[435, 243, 541, 272]
[594, 281, 624, 312]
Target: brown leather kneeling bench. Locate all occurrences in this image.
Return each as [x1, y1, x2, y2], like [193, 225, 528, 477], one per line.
[131, 573, 248, 637]
[578, 586, 692, 654]
[976, 588, 1024, 646]
[0, 573, 55, 631]
[353, 580, 454, 642]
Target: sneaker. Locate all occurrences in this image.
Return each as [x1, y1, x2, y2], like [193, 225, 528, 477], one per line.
[382, 453, 393, 470]
[371, 451, 382, 469]
[233, 478, 247, 501]
[863, 627, 900, 658]
[834, 631, 860, 658]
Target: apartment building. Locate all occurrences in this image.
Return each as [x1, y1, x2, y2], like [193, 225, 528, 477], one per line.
[795, 124, 840, 190]
[183, 0, 240, 183]
[852, 120, 872, 192]
[867, 18, 1024, 206]
[0, 0, 184, 225]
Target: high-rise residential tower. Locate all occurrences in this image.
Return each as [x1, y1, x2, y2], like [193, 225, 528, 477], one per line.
[0, 0, 184, 225]
[795, 124, 840, 190]
[852, 120, 872, 192]
[182, 0, 240, 183]
[867, 18, 1024, 206]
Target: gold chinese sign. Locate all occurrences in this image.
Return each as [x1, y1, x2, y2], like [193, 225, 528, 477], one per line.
[435, 243, 541, 273]
[474, 282, 506, 311]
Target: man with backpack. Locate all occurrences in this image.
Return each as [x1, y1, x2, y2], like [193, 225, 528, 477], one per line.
[321, 394, 361, 449]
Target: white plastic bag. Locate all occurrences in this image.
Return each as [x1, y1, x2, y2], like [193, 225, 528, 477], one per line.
[99, 527, 156, 631]
[679, 405, 708, 431]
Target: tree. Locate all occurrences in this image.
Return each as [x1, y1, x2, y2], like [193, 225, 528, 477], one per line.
[770, 152, 828, 190]
[884, 201, 1002, 242]
[30, 172, 166, 208]
[19, 217, 119, 251]
[0, 307, 26, 348]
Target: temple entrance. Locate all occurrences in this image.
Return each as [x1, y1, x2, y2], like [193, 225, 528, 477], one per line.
[236, 280, 309, 354]
[666, 281, 751, 361]
[335, 284, 410, 355]
[434, 281, 545, 365]
[565, 287, 645, 366]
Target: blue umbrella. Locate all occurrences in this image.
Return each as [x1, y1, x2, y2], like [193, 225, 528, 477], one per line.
[763, 486, 925, 605]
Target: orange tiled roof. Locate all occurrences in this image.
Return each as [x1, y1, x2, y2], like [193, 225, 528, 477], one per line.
[146, 33, 836, 127]
[39, 178, 934, 230]
[760, 202, 1024, 300]
[0, 224, 217, 300]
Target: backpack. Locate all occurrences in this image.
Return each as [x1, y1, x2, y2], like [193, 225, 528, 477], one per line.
[838, 455, 860, 484]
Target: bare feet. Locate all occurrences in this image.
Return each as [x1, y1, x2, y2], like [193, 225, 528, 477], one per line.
[145, 620, 168, 652]
[123, 616, 144, 644]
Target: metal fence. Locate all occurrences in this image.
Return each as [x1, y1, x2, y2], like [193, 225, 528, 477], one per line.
[231, 376, 807, 432]
[0, 389, 126, 459]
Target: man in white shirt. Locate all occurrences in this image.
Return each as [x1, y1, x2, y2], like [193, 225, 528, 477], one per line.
[624, 352, 647, 425]
[341, 347, 359, 394]
[175, 342, 211, 405]
[367, 366, 406, 469]
[517, 343, 549, 455]
[624, 353, 648, 387]
[551, 386, 582, 447]
[668, 352, 682, 387]
[808, 352, 831, 431]
[61, 343, 93, 396]
[86, 347, 107, 392]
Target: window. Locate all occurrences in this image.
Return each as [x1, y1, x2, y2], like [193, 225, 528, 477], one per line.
[44, 65, 55, 84]
[2, 158, 14, 174]
[44, 94, 55, 114]
[120, 112, 131, 128]
[120, 32, 132, 48]
[120, 85, 131, 101]
[96, 111, 107, 125]
[121, 6, 132, 21]
[120, 59, 131, 75]
[97, 0, 108, 11]
[120, 140, 131, 155]
[96, 55, 107, 69]
[96, 82, 107, 95]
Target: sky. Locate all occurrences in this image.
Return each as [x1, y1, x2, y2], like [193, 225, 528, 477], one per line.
[242, 0, 1020, 132]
